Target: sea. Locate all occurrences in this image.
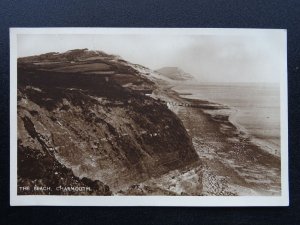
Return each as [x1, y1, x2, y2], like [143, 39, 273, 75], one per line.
[173, 83, 281, 157]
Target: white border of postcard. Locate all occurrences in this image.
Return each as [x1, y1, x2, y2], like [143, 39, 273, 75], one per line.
[10, 28, 289, 206]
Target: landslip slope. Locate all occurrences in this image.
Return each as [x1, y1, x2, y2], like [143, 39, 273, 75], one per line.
[17, 49, 199, 194]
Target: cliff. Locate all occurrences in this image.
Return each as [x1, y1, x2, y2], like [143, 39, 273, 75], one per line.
[17, 49, 199, 194]
[156, 67, 194, 81]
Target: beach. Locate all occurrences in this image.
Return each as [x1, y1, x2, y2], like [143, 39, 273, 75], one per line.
[145, 82, 282, 196]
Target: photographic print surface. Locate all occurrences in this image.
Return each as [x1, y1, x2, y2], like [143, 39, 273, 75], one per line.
[10, 28, 288, 206]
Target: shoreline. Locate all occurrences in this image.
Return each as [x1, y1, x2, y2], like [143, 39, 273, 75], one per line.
[173, 88, 281, 158]
[157, 84, 281, 196]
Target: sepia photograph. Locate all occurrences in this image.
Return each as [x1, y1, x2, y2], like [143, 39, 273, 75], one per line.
[10, 28, 288, 206]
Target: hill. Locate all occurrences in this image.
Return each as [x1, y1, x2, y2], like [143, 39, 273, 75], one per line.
[156, 67, 194, 81]
[17, 49, 199, 195]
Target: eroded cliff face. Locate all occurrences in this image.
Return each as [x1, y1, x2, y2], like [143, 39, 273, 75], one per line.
[17, 49, 199, 194]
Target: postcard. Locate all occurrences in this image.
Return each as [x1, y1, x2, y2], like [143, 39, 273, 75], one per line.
[10, 28, 288, 206]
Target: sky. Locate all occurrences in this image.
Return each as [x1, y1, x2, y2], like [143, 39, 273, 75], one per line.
[17, 31, 286, 83]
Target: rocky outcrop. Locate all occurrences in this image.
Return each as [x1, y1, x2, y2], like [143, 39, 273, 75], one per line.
[17, 49, 199, 194]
